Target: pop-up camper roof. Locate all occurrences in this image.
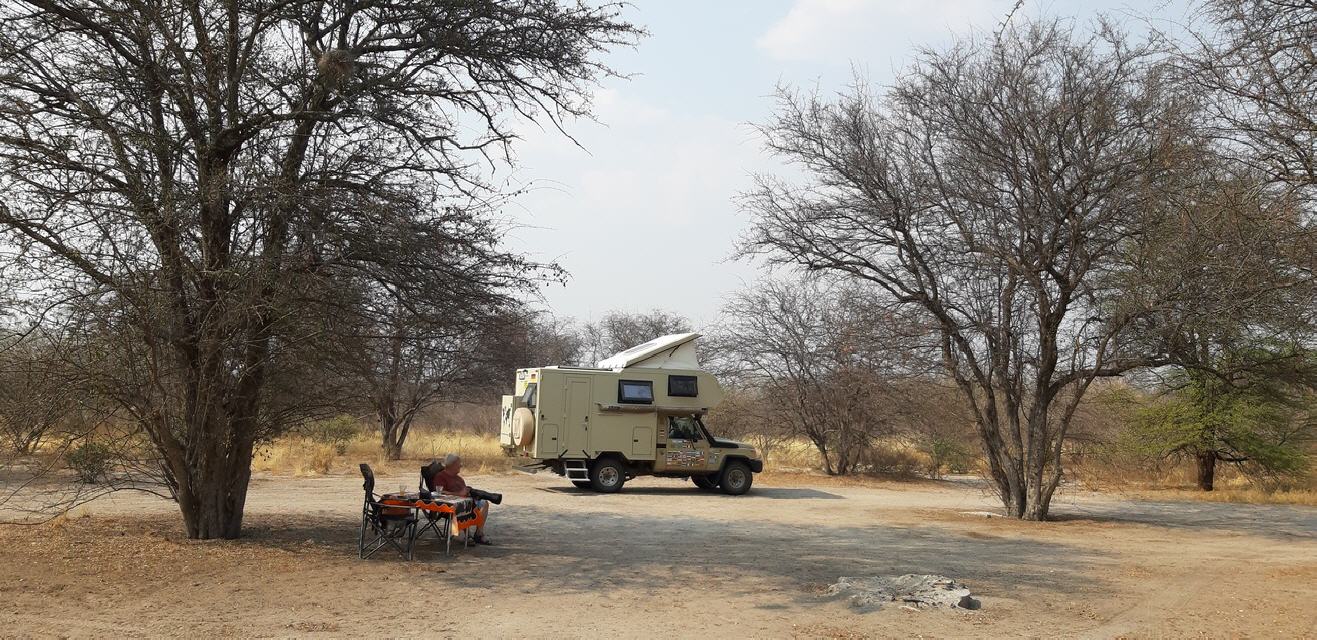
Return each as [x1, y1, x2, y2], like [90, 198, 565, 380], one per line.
[597, 332, 702, 370]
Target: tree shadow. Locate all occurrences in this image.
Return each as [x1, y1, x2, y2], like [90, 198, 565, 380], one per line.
[537, 486, 844, 500]
[231, 502, 1103, 604]
[1046, 499, 1316, 540]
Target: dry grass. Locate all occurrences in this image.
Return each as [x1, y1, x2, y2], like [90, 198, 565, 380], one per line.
[1121, 486, 1317, 506]
[762, 437, 932, 474]
[761, 438, 824, 471]
[1068, 456, 1317, 506]
[253, 428, 512, 478]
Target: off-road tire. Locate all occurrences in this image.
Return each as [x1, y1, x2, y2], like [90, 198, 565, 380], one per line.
[589, 457, 626, 493]
[571, 480, 591, 489]
[692, 474, 719, 491]
[719, 460, 753, 495]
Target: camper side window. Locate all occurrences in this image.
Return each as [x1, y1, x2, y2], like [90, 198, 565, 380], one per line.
[668, 375, 698, 397]
[618, 380, 653, 404]
[521, 383, 537, 409]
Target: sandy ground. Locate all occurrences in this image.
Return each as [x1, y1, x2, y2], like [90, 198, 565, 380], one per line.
[1, 470, 1315, 639]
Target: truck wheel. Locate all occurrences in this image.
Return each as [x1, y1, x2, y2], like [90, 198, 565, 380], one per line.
[692, 474, 719, 491]
[571, 480, 591, 489]
[719, 460, 753, 495]
[589, 458, 626, 493]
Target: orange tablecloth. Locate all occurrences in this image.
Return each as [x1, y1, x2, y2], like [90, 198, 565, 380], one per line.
[380, 493, 484, 531]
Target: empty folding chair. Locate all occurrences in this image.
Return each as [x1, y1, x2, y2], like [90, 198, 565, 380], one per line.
[358, 463, 418, 560]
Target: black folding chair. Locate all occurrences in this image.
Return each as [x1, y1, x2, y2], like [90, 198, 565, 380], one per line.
[413, 460, 457, 555]
[358, 463, 418, 560]
[419, 459, 444, 494]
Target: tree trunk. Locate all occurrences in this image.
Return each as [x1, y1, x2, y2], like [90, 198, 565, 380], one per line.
[379, 408, 414, 461]
[1196, 452, 1216, 491]
[381, 414, 403, 460]
[169, 438, 254, 540]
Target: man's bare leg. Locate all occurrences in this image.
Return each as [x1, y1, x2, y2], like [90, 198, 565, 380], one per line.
[473, 499, 491, 544]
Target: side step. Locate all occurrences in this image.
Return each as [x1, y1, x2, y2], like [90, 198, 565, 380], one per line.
[564, 459, 590, 481]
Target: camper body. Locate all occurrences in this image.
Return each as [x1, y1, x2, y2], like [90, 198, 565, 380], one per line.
[499, 333, 763, 494]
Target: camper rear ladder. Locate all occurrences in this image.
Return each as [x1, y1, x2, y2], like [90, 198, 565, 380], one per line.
[564, 459, 589, 482]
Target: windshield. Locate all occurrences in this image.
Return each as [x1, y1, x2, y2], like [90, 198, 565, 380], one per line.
[521, 383, 537, 409]
[696, 416, 718, 441]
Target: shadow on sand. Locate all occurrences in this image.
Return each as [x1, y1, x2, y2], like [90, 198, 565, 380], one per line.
[1046, 498, 1316, 540]
[226, 499, 1104, 605]
[536, 485, 844, 500]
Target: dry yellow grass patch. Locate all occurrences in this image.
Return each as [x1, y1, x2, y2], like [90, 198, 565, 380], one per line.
[1068, 457, 1316, 506]
[1120, 486, 1317, 507]
[254, 429, 512, 477]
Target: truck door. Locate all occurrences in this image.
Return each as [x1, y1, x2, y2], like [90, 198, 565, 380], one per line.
[563, 375, 592, 457]
[657, 415, 709, 472]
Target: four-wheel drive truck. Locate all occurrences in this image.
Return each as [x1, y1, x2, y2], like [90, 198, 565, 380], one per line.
[499, 332, 764, 494]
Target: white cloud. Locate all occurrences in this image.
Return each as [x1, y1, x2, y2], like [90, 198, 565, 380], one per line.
[757, 0, 1005, 63]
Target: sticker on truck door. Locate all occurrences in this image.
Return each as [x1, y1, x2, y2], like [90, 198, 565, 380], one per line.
[665, 444, 706, 468]
[664, 416, 708, 468]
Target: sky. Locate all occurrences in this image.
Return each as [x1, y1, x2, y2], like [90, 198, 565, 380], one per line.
[497, 0, 1197, 328]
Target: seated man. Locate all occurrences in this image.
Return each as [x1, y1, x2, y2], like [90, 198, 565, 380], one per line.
[430, 452, 492, 545]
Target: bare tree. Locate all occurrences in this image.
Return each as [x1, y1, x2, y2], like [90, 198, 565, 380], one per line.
[581, 309, 692, 365]
[356, 303, 503, 461]
[740, 22, 1193, 519]
[0, 335, 76, 454]
[481, 309, 585, 372]
[0, 0, 638, 538]
[1186, 0, 1316, 191]
[313, 196, 556, 460]
[712, 280, 914, 475]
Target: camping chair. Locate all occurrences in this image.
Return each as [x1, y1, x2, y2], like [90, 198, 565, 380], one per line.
[414, 459, 484, 553]
[413, 460, 457, 555]
[358, 463, 418, 560]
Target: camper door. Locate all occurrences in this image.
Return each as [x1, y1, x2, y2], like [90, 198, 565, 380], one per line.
[562, 374, 592, 457]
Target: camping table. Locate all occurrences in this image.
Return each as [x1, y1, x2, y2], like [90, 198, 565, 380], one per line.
[380, 492, 476, 557]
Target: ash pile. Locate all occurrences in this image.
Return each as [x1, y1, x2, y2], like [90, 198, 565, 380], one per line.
[827, 575, 981, 612]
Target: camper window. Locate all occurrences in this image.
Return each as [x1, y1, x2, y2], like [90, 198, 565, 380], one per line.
[618, 380, 653, 404]
[668, 375, 698, 397]
[521, 383, 538, 409]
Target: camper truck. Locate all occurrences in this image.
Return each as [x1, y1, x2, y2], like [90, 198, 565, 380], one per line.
[499, 333, 763, 494]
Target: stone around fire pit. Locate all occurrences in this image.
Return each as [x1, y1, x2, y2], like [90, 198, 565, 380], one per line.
[826, 575, 981, 612]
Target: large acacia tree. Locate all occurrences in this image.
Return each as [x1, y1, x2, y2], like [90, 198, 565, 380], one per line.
[0, 0, 637, 538]
[741, 22, 1193, 519]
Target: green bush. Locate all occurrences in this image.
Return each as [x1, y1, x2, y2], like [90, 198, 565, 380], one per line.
[65, 441, 113, 484]
[923, 437, 974, 478]
[301, 415, 360, 454]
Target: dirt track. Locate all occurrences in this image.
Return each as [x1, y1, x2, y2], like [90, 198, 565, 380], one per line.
[2, 471, 1315, 639]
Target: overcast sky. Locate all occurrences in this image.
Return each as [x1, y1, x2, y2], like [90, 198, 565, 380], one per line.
[497, 0, 1196, 328]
